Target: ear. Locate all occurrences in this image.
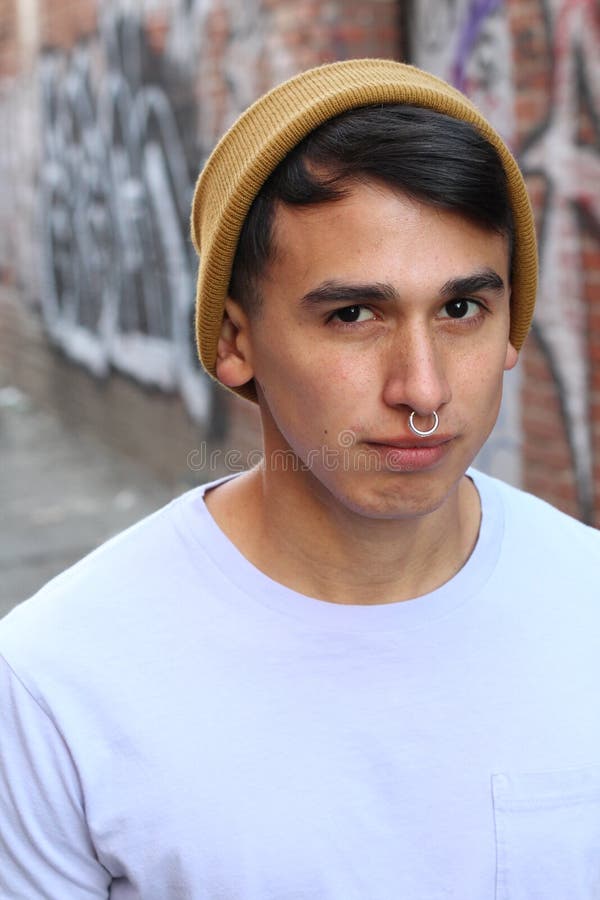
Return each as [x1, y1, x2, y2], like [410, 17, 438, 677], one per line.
[504, 341, 519, 371]
[215, 299, 255, 388]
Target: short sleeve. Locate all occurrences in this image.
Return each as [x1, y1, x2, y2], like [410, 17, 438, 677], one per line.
[0, 654, 111, 898]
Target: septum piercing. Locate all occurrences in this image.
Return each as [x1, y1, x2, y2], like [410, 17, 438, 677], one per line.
[408, 410, 439, 437]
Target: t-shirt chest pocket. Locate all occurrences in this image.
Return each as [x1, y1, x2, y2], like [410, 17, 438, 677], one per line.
[492, 765, 600, 899]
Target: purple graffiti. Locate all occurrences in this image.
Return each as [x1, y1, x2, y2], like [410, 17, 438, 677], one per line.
[452, 0, 503, 90]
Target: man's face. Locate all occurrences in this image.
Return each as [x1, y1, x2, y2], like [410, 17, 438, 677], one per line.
[227, 179, 517, 520]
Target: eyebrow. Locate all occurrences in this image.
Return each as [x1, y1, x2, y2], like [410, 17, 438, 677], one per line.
[299, 281, 399, 307]
[298, 269, 506, 308]
[440, 269, 506, 298]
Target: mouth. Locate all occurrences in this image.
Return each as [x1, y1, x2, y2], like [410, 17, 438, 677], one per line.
[362, 436, 454, 471]
[367, 435, 453, 449]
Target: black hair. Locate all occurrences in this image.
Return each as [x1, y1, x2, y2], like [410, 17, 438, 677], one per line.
[229, 104, 514, 312]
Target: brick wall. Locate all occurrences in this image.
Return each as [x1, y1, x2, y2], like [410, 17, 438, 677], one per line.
[37, 0, 97, 48]
[509, 0, 600, 525]
[2, 0, 599, 523]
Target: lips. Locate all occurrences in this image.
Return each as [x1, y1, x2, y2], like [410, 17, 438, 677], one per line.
[362, 436, 453, 471]
[367, 435, 453, 449]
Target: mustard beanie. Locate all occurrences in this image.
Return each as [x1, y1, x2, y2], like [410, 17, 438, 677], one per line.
[191, 58, 538, 403]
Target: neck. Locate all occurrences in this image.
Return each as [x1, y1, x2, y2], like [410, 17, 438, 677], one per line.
[204, 462, 481, 606]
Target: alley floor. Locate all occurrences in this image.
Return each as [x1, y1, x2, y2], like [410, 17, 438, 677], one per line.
[0, 382, 174, 618]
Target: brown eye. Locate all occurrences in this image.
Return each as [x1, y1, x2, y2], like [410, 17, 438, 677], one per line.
[441, 299, 480, 320]
[336, 306, 363, 322]
[333, 305, 375, 323]
[445, 300, 470, 318]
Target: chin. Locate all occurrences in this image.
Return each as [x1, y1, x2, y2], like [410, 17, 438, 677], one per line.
[320, 471, 461, 522]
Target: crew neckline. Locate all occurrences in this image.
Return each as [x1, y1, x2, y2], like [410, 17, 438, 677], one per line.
[178, 469, 505, 633]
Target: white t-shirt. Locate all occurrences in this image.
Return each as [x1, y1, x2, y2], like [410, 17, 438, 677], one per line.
[1, 470, 600, 899]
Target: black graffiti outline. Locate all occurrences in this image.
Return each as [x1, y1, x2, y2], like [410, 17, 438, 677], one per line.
[39, 12, 212, 423]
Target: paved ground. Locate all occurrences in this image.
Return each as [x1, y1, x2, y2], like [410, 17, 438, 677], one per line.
[0, 383, 174, 618]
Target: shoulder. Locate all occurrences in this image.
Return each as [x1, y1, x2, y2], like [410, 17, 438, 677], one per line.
[473, 469, 600, 544]
[0, 479, 226, 696]
[471, 468, 600, 593]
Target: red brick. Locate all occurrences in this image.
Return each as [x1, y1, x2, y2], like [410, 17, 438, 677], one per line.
[0, 0, 18, 76]
[38, 0, 97, 48]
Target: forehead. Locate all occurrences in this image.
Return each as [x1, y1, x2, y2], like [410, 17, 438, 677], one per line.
[265, 180, 510, 296]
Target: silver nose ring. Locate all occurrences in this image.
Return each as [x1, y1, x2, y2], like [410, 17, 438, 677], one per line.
[408, 410, 439, 437]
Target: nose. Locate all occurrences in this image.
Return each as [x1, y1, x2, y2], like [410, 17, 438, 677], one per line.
[381, 323, 451, 417]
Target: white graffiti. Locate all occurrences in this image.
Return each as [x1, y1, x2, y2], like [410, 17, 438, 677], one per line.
[39, 10, 210, 421]
[519, 0, 600, 520]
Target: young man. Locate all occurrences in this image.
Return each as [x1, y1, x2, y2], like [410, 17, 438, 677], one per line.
[1, 59, 599, 899]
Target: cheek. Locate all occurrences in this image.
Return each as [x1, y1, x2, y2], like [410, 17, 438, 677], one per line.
[457, 351, 506, 411]
[446, 335, 505, 388]
[257, 346, 379, 446]
[257, 339, 376, 404]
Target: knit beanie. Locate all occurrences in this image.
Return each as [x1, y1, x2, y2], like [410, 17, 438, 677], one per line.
[190, 58, 538, 403]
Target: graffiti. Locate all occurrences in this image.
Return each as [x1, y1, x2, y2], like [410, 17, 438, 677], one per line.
[452, 0, 503, 90]
[0, 76, 41, 296]
[39, 9, 210, 421]
[195, 0, 289, 147]
[413, 0, 514, 151]
[37, 0, 287, 429]
[451, 0, 514, 139]
[410, 0, 461, 57]
[413, 0, 510, 129]
[410, 0, 515, 144]
[519, 0, 600, 521]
